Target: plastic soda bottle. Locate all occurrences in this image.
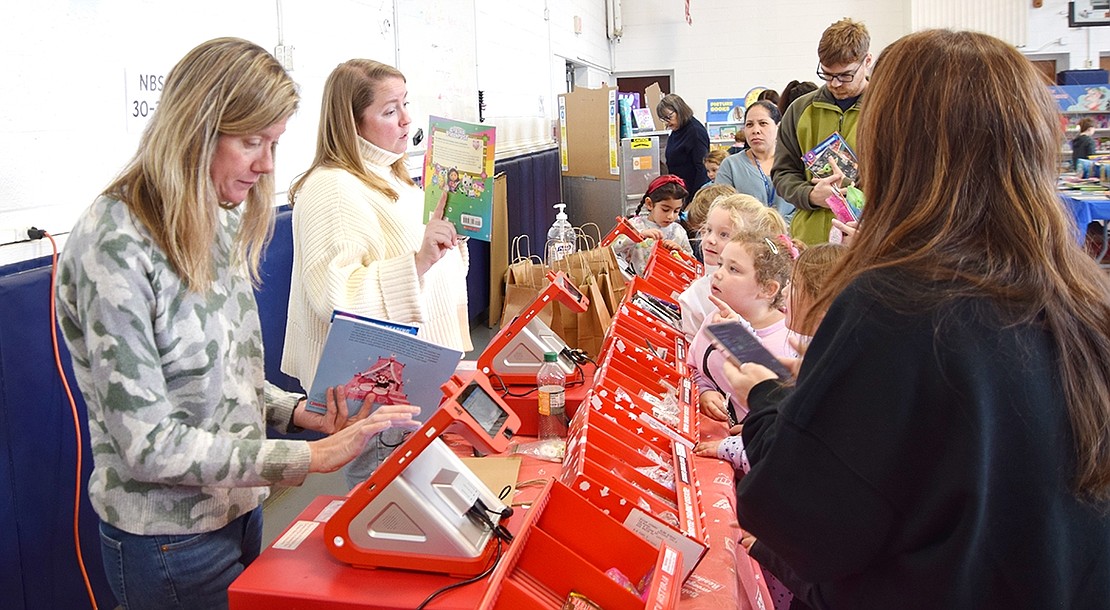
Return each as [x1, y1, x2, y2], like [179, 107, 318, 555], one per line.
[537, 352, 568, 440]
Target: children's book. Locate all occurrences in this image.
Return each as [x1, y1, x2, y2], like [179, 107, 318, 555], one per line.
[306, 311, 464, 419]
[422, 116, 497, 242]
[632, 107, 656, 132]
[803, 132, 859, 185]
[826, 191, 858, 224]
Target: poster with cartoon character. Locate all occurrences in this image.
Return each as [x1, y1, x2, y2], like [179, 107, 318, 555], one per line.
[422, 116, 497, 241]
[1070, 86, 1110, 112]
[1053, 84, 1110, 112]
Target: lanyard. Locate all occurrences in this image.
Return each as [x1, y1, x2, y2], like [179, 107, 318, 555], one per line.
[748, 150, 776, 204]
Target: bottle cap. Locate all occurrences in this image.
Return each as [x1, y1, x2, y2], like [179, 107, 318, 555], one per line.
[553, 203, 568, 220]
[543, 351, 558, 362]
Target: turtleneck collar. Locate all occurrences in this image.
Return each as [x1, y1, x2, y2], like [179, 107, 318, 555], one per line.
[357, 136, 405, 169]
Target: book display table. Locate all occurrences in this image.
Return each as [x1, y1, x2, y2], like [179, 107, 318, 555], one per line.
[230, 246, 770, 609]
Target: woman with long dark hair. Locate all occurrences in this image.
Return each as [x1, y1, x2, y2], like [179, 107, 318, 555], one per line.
[729, 29, 1110, 608]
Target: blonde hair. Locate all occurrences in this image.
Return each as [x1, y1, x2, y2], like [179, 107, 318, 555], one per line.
[687, 184, 736, 231]
[708, 193, 788, 235]
[728, 231, 797, 309]
[290, 59, 413, 206]
[103, 37, 299, 292]
[789, 243, 847, 335]
[704, 149, 728, 167]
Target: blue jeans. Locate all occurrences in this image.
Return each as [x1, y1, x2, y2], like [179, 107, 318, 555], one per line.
[98, 506, 263, 610]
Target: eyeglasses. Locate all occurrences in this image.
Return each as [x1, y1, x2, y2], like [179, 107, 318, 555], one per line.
[816, 62, 864, 84]
[659, 111, 676, 122]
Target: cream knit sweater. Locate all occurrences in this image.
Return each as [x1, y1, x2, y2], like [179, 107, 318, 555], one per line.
[281, 137, 472, 390]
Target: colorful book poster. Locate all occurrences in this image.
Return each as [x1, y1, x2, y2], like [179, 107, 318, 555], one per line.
[706, 98, 746, 123]
[306, 311, 463, 420]
[422, 116, 497, 242]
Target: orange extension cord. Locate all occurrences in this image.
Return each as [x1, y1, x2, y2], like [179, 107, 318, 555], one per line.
[45, 232, 99, 610]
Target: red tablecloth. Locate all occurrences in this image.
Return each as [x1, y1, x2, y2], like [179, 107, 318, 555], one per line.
[229, 417, 768, 609]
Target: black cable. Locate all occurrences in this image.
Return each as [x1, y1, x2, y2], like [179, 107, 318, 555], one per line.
[473, 498, 514, 543]
[378, 429, 412, 448]
[487, 371, 539, 398]
[413, 537, 503, 610]
[487, 349, 592, 396]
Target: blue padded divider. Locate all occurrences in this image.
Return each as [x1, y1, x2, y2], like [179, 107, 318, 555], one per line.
[464, 147, 561, 325]
[0, 205, 313, 608]
[258, 205, 303, 395]
[0, 259, 115, 609]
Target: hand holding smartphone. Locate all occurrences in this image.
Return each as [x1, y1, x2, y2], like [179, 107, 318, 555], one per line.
[704, 321, 793, 380]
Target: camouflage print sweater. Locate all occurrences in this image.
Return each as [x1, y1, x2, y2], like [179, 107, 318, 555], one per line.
[55, 196, 311, 535]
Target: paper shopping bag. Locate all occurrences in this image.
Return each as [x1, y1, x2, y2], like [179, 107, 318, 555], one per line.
[597, 269, 626, 319]
[576, 275, 613, 358]
[500, 255, 552, 329]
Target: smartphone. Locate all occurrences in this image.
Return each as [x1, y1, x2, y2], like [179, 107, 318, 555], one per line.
[704, 321, 793, 380]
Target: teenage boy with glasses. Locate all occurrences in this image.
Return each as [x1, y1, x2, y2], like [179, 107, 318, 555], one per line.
[772, 18, 871, 245]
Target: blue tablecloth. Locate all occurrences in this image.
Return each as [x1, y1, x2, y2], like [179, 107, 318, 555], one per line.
[1061, 193, 1110, 245]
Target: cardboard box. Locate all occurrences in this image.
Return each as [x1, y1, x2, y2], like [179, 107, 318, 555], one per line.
[645, 83, 665, 132]
[488, 173, 508, 327]
[559, 85, 620, 180]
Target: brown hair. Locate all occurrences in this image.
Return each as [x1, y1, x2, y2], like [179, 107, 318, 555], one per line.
[657, 93, 694, 127]
[778, 80, 819, 116]
[289, 59, 413, 206]
[789, 243, 847, 335]
[818, 18, 870, 66]
[1079, 117, 1096, 133]
[687, 183, 736, 231]
[811, 29, 1110, 500]
[757, 89, 781, 105]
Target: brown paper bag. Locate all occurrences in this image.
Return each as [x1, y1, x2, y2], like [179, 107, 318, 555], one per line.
[576, 275, 613, 358]
[597, 269, 626, 319]
[553, 243, 626, 286]
[548, 297, 580, 350]
[500, 254, 552, 329]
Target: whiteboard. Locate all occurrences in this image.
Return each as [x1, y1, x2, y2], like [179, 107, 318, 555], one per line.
[0, 0, 419, 248]
[395, 0, 480, 158]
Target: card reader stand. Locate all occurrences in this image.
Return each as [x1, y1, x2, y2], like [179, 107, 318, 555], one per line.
[324, 371, 521, 577]
[600, 215, 646, 247]
[478, 270, 591, 435]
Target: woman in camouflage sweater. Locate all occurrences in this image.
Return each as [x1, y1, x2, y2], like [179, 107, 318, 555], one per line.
[55, 38, 418, 610]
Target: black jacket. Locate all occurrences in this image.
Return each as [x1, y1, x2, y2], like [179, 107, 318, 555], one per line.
[665, 117, 710, 199]
[738, 270, 1110, 609]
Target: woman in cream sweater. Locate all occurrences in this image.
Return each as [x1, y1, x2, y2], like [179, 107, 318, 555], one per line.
[283, 59, 472, 487]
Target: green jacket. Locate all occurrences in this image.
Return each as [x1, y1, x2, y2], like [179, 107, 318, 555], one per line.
[772, 86, 863, 245]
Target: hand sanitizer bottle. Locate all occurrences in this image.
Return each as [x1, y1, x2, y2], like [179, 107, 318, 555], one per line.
[545, 203, 576, 263]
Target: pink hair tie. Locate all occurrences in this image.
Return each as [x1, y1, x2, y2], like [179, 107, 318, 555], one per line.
[777, 234, 799, 260]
